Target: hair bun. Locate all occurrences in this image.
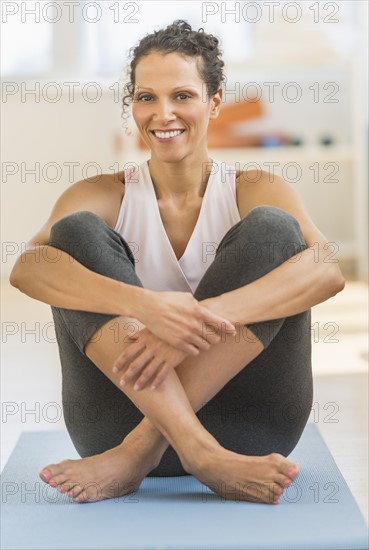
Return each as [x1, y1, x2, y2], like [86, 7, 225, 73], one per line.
[172, 19, 192, 34]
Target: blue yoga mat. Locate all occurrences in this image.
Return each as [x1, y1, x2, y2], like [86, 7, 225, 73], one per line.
[1, 423, 368, 550]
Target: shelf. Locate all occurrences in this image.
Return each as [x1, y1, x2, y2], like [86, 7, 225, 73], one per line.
[129, 145, 354, 165]
[207, 145, 354, 163]
[226, 59, 352, 72]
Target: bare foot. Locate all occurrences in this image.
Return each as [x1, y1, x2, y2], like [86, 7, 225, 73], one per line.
[38, 433, 162, 504]
[187, 445, 300, 504]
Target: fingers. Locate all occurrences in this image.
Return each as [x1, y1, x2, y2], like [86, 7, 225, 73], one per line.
[203, 333, 221, 347]
[173, 325, 221, 354]
[113, 312, 235, 391]
[131, 358, 166, 391]
[200, 320, 237, 347]
[189, 334, 212, 352]
[119, 343, 187, 391]
[200, 308, 236, 333]
[174, 340, 202, 355]
[149, 364, 172, 390]
[119, 349, 154, 388]
[113, 341, 143, 373]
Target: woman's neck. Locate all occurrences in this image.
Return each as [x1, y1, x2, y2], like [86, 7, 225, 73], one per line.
[147, 153, 214, 202]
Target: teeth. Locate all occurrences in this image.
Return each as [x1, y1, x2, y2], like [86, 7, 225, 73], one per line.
[154, 130, 184, 139]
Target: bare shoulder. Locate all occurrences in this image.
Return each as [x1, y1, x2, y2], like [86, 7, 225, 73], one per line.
[58, 170, 126, 229]
[25, 171, 125, 248]
[235, 168, 304, 216]
[83, 170, 125, 228]
[235, 168, 327, 247]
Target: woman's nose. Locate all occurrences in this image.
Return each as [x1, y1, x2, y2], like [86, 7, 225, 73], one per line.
[152, 100, 176, 124]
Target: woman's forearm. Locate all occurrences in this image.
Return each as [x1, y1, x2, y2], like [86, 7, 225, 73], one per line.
[215, 248, 345, 325]
[10, 246, 237, 353]
[9, 245, 148, 317]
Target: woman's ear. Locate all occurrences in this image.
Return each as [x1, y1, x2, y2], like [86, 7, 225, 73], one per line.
[209, 87, 223, 120]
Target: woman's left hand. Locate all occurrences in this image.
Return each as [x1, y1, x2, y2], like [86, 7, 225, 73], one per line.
[112, 328, 188, 391]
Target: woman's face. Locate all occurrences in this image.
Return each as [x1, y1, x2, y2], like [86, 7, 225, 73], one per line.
[132, 51, 222, 163]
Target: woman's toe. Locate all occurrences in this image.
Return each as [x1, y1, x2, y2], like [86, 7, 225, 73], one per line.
[39, 465, 61, 482]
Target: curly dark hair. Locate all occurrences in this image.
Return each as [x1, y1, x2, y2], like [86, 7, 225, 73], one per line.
[120, 19, 225, 134]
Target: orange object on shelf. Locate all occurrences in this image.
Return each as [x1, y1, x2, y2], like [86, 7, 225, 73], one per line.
[210, 98, 263, 128]
[137, 99, 264, 149]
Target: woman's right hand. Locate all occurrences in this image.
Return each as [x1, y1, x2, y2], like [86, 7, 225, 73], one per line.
[133, 290, 236, 355]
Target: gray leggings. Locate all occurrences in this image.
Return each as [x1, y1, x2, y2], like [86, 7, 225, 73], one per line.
[48, 205, 313, 476]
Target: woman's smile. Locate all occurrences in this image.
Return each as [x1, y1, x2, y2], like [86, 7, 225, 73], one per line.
[150, 129, 186, 142]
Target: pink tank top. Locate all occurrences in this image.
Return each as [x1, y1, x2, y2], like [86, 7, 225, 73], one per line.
[114, 159, 241, 293]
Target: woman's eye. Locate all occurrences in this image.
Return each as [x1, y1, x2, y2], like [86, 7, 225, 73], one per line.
[137, 95, 152, 102]
[136, 93, 191, 102]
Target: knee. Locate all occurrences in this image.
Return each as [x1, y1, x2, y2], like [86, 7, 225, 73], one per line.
[217, 206, 308, 267]
[243, 205, 301, 234]
[49, 210, 106, 246]
[241, 206, 306, 249]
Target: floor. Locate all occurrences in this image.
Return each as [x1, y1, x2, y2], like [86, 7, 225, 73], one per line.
[1, 278, 368, 525]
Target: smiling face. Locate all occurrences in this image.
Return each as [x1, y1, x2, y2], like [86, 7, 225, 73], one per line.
[132, 51, 222, 164]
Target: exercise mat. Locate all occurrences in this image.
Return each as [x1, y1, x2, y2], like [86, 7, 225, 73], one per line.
[1, 423, 368, 549]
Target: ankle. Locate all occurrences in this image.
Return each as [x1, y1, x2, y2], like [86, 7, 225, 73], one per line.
[123, 420, 168, 466]
[180, 433, 222, 475]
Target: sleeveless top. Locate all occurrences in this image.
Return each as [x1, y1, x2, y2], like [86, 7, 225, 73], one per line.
[113, 159, 241, 293]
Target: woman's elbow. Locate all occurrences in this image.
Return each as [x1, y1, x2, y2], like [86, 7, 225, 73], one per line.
[9, 269, 21, 290]
[325, 263, 346, 297]
[9, 262, 26, 290]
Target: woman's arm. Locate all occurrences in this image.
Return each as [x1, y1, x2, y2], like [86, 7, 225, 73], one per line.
[212, 172, 345, 325]
[212, 242, 344, 326]
[10, 176, 235, 354]
[10, 242, 146, 317]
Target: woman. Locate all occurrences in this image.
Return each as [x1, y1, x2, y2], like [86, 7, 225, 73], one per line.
[10, 20, 345, 505]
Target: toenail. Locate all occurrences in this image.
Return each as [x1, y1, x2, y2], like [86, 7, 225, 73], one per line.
[287, 468, 296, 478]
[284, 478, 291, 486]
[49, 480, 57, 487]
[40, 470, 52, 481]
